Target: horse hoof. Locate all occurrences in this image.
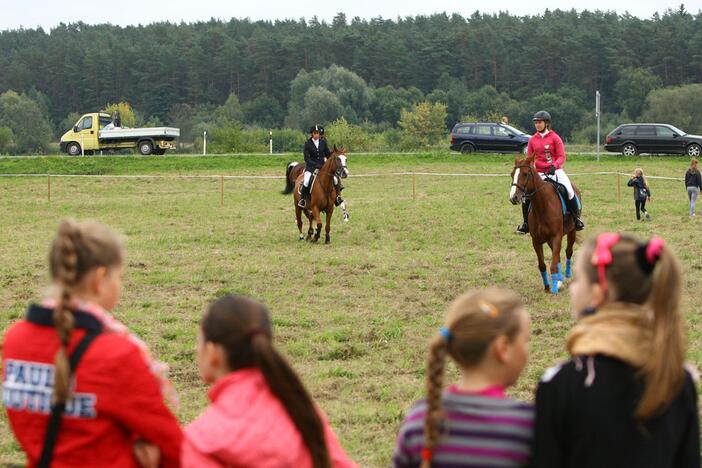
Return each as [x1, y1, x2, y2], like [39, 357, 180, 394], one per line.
[557, 281, 564, 291]
[299, 234, 304, 240]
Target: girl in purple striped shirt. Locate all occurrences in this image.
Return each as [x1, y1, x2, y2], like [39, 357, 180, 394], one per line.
[393, 288, 534, 468]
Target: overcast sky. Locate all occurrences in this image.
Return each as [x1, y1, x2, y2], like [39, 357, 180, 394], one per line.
[1, 0, 699, 31]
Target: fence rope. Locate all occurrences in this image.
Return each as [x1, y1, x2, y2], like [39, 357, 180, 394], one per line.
[0, 171, 686, 181]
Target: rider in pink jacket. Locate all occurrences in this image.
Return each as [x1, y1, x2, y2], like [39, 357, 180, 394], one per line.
[516, 111, 584, 234]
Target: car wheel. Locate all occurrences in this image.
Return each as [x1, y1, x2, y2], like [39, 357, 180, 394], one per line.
[461, 143, 475, 154]
[66, 142, 81, 156]
[622, 143, 638, 156]
[687, 144, 701, 158]
[138, 140, 153, 155]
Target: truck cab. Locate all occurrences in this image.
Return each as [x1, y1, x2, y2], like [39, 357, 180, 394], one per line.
[60, 113, 112, 155]
[60, 112, 179, 155]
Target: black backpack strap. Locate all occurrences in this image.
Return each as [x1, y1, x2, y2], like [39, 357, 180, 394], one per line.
[37, 330, 101, 468]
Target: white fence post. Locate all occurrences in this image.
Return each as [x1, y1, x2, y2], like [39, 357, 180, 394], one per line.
[269, 130, 273, 155]
[203, 131, 207, 156]
[596, 90, 601, 162]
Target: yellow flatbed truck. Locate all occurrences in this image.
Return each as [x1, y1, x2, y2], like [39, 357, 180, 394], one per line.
[60, 112, 180, 155]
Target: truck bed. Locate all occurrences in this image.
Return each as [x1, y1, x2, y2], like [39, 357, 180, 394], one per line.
[98, 127, 180, 140]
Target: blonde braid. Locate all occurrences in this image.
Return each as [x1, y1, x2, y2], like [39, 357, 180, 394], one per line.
[50, 221, 80, 405]
[421, 335, 448, 468]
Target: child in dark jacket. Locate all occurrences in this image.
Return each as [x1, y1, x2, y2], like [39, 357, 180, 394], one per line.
[627, 168, 651, 220]
[531, 233, 700, 468]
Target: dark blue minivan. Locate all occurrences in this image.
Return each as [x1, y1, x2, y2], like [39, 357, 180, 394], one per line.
[450, 122, 530, 154]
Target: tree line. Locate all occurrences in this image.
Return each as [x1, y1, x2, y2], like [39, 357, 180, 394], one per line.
[0, 7, 701, 154]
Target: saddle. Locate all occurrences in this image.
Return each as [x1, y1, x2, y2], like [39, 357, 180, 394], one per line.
[298, 169, 319, 199]
[540, 178, 581, 217]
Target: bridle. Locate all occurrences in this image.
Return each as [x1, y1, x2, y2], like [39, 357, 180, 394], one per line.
[512, 163, 546, 199]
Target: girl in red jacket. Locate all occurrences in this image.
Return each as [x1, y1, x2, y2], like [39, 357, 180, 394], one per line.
[183, 294, 357, 468]
[2, 219, 182, 467]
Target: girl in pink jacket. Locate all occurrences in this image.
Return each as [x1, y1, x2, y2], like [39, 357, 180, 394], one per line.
[182, 295, 357, 468]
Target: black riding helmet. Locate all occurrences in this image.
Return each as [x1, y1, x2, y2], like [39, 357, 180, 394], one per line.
[309, 124, 323, 134]
[532, 110, 551, 122]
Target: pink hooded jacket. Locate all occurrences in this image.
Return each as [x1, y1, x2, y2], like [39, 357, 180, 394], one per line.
[182, 368, 357, 468]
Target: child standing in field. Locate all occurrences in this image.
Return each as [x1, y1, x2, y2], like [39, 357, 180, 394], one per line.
[627, 168, 651, 220]
[182, 294, 357, 468]
[393, 289, 533, 468]
[685, 159, 702, 216]
[2, 219, 182, 467]
[532, 233, 700, 468]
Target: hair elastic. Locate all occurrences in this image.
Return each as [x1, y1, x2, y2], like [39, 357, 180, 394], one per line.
[421, 447, 432, 462]
[478, 300, 498, 317]
[635, 236, 665, 274]
[591, 232, 621, 298]
[439, 327, 452, 343]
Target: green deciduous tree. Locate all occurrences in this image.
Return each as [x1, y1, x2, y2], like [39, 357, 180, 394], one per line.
[0, 90, 52, 154]
[614, 68, 662, 119]
[0, 127, 14, 153]
[642, 83, 702, 134]
[242, 94, 283, 128]
[104, 102, 137, 128]
[398, 101, 447, 148]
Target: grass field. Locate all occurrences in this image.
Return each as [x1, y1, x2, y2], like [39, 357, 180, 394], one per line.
[1, 152, 701, 466]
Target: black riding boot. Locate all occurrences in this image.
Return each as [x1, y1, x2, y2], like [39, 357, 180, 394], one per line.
[516, 200, 530, 234]
[568, 197, 585, 231]
[298, 184, 309, 208]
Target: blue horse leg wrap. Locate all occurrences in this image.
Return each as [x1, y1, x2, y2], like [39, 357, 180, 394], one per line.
[565, 258, 572, 279]
[557, 262, 563, 281]
[540, 270, 549, 287]
[551, 273, 560, 294]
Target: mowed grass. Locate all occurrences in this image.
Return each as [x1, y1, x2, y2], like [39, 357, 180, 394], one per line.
[1, 152, 701, 466]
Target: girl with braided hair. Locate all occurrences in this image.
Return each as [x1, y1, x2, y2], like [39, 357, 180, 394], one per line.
[532, 233, 700, 467]
[393, 289, 533, 468]
[2, 219, 182, 467]
[182, 294, 356, 468]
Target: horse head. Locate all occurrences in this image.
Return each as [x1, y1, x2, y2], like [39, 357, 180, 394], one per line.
[509, 153, 537, 205]
[327, 145, 349, 179]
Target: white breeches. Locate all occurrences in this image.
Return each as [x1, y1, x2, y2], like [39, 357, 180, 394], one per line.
[540, 169, 575, 199]
[303, 171, 312, 187]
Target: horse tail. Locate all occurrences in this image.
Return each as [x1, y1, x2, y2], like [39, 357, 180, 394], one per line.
[282, 161, 298, 194]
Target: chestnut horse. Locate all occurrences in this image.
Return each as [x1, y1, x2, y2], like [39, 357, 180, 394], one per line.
[509, 154, 581, 294]
[293, 147, 348, 243]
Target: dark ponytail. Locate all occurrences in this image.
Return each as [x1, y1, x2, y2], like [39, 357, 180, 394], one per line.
[202, 295, 331, 468]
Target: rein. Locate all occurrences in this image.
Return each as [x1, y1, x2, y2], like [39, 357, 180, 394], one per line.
[512, 163, 548, 199]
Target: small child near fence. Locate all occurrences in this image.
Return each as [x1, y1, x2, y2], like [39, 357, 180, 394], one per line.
[627, 168, 651, 221]
[531, 233, 700, 467]
[393, 288, 533, 468]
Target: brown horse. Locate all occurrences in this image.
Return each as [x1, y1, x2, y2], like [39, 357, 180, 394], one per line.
[293, 147, 348, 243]
[509, 154, 581, 294]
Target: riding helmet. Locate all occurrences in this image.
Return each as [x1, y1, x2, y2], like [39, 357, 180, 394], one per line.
[532, 110, 551, 122]
[309, 124, 323, 134]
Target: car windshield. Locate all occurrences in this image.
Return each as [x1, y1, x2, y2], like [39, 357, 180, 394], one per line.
[667, 124, 686, 135]
[501, 124, 528, 136]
